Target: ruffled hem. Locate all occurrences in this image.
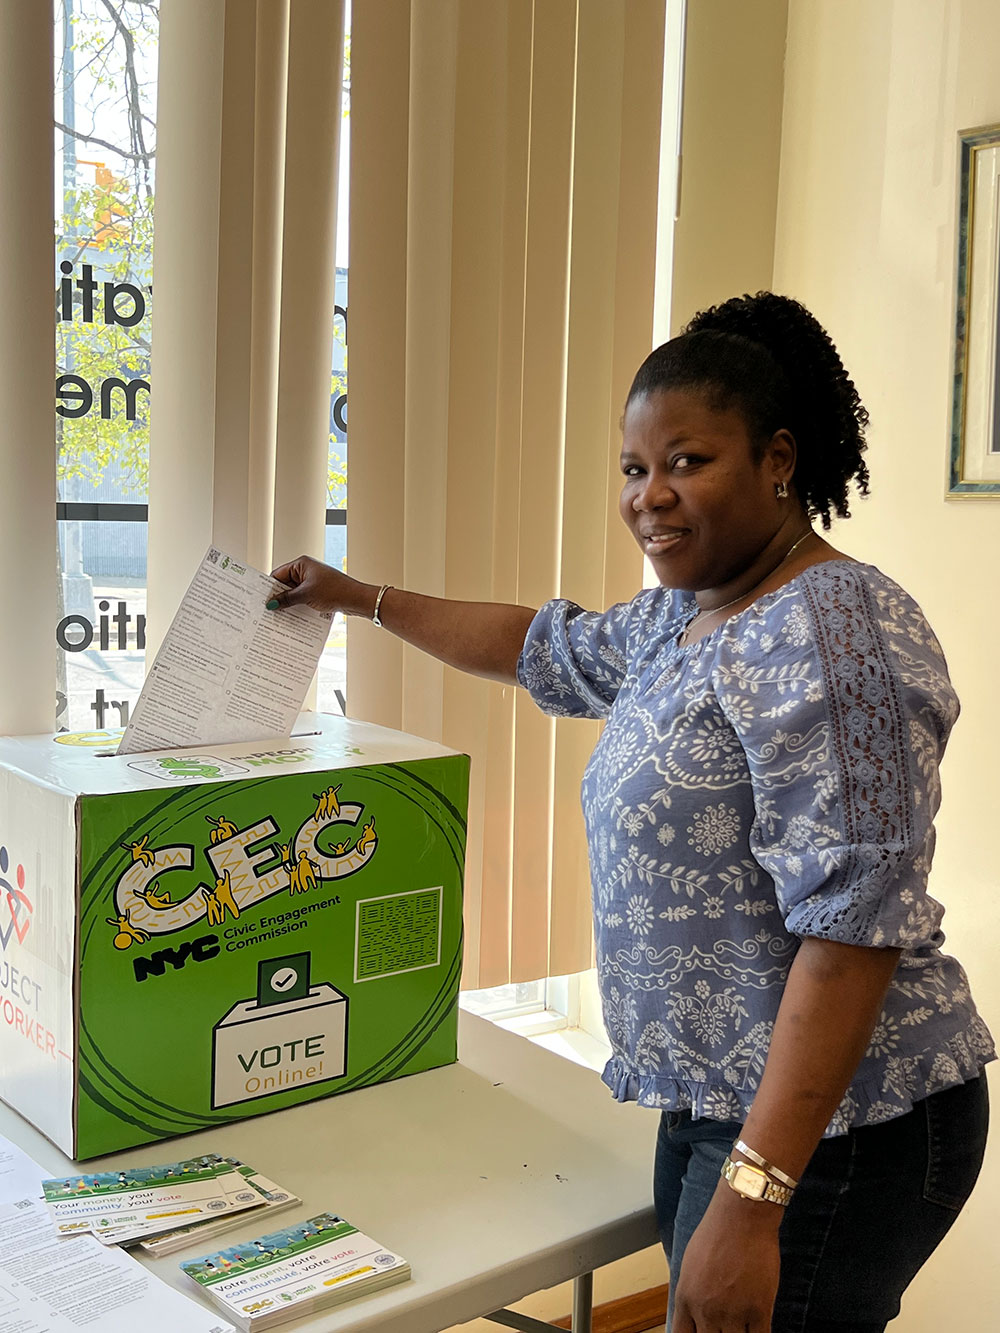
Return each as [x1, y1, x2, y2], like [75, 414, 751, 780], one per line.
[601, 1020, 996, 1138]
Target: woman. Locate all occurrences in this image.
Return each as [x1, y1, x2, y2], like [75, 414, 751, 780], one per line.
[268, 292, 993, 1332]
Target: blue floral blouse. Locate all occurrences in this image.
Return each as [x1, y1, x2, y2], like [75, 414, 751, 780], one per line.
[517, 560, 995, 1134]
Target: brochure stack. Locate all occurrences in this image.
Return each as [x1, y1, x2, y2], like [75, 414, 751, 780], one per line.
[181, 1213, 410, 1330]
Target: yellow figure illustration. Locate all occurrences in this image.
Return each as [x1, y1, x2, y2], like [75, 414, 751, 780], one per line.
[135, 880, 171, 909]
[202, 870, 239, 925]
[214, 869, 240, 920]
[295, 850, 320, 892]
[278, 844, 297, 891]
[331, 841, 350, 856]
[120, 835, 155, 869]
[206, 815, 239, 845]
[202, 885, 224, 926]
[106, 907, 150, 950]
[356, 816, 377, 856]
[312, 784, 342, 822]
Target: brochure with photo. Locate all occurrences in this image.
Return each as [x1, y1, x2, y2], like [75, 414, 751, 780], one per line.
[42, 1153, 263, 1239]
[181, 1212, 410, 1330]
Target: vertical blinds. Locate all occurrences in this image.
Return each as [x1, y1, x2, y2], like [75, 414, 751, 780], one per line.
[348, 0, 665, 986]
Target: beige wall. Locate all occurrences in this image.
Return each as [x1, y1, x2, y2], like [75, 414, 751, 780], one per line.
[775, 2, 1000, 1327]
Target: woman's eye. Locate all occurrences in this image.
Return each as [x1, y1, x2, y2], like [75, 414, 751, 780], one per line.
[671, 455, 699, 471]
[621, 464, 644, 478]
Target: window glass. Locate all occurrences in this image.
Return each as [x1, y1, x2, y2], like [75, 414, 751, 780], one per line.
[54, 0, 156, 733]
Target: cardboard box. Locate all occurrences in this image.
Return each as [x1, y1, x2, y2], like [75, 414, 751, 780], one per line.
[0, 714, 468, 1158]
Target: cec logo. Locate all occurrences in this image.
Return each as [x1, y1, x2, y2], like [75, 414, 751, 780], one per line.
[0, 844, 32, 951]
[53, 729, 123, 748]
[126, 755, 250, 783]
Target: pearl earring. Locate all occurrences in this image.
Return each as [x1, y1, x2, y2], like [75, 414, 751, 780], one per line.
[776, 481, 789, 499]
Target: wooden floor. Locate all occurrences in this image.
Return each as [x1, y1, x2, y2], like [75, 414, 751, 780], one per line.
[552, 1283, 669, 1333]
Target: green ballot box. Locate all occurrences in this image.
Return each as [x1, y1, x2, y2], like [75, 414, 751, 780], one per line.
[0, 714, 468, 1158]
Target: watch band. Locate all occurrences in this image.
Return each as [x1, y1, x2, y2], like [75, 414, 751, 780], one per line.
[721, 1156, 794, 1206]
[733, 1139, 799, 1190]
[372, 584, 393, 628]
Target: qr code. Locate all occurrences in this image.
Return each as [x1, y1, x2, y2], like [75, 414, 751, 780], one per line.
[13, 1198, 33, 1210]
[207, 548, 220, 564]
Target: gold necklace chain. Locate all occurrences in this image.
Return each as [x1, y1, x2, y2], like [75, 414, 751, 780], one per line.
[679, 527, 815, 645]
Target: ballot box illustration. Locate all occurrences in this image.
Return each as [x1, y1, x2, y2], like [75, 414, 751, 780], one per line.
[212, 954, 348, 1108]
[0, 713, 468, 1158]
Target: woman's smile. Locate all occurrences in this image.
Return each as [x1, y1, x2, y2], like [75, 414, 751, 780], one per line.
[638, 526, 689, 556]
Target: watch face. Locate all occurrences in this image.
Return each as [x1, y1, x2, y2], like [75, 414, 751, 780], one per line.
[733, 1164, 767, 1199]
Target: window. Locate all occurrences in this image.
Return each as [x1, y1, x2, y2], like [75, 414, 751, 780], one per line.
[460, 972, 612, 1073]
[54, 0, 157, 734]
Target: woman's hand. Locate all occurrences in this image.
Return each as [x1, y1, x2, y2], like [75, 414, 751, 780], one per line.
[268, 556, 376, 617]
[672, 1185, 782, 1333]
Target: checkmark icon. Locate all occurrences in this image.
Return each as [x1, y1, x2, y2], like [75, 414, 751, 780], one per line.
[257, 952, 311, 1006]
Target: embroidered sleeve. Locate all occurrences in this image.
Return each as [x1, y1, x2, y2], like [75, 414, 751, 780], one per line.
[719, 565, 959, 948]
[516, 597, 635, 719]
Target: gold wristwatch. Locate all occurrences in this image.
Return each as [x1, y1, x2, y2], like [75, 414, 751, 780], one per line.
[721, 1156, 794, 1206]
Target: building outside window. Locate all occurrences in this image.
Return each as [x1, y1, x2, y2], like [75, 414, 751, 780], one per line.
[54, 0, 352, 732]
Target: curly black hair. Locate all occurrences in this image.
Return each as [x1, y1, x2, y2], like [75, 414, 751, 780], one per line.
[625, 292, 870, 529]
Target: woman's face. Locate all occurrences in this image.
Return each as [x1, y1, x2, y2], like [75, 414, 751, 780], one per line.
[619, 387, 792, 592]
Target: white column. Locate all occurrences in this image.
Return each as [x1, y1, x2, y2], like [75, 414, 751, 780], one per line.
[0, 2, 57, 735]
[244, 0, 289, 575]
[272, 0, 345, 578]
[146, 0, 226, 659]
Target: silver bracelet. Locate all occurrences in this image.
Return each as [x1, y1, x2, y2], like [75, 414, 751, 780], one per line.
[733, 1139, 799, 1190]
[372, 584, 393, 628]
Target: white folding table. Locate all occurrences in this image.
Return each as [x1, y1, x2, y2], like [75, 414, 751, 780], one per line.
[0, 1010, 661, 1332]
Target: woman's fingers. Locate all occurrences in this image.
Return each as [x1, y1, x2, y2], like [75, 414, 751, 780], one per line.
[267, 583, 309, 610]
[674, 1292, 771, 1332]
[266, 556, 358, 615]
[269, 560, 301, 585]
[270, 555, 318, 587]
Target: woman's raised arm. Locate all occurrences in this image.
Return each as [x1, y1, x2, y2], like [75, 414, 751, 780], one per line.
[268, 555, 537, 688]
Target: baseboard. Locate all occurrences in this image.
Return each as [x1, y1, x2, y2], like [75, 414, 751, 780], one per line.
[552, 1283, 670, 1333]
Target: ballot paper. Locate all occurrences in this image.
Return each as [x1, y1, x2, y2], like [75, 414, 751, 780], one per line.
[0, 1136, 234, 1333]
[0, 1136, 46, 1205]
[42, 1154, 264, 1239]
[117, 547, 332, 755]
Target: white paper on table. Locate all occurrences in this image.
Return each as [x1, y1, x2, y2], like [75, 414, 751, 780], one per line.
[0, 1136, 46, 1206]
[117, 547, 332, 755]
[0, 1197, 234, 1333]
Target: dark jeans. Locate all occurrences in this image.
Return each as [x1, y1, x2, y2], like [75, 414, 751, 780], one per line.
[654, 1074, 989, 1332]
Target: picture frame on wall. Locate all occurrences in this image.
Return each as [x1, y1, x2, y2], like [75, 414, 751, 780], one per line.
[949, 123, 1000, 495]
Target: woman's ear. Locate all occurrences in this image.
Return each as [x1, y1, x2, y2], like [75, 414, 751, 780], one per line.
[767, 428, 797, 490]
